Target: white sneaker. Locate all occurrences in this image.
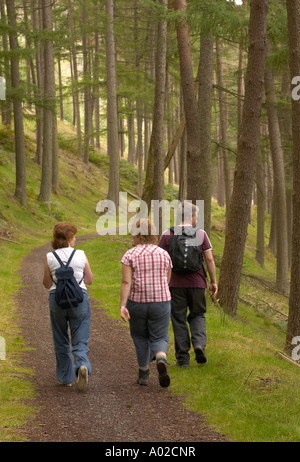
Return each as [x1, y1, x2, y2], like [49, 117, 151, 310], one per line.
[77, 365, 88, 392]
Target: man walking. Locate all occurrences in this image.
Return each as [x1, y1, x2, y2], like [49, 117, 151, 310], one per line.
[158, 202, 218, 367]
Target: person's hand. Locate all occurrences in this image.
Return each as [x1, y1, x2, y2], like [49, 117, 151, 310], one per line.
[120, 306, 130, 322]
[209, 282, 218, 299]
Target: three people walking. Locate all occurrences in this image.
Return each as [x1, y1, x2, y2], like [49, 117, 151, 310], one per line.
[44, 207, 217, 391]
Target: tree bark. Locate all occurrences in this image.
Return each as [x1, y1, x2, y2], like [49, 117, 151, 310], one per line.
[174, 0, 201, 204]
[152, 0, 168, 235]
[198, 32, 214, 235]
[218, 0, 269, 316]
[255, 125, 265, 267]
[68, 0, 82, 158]
[264, 63, 289, 295]
[0, 0, 12, 127]
[6, 0, 27, 207]
[82, 1, 92, 164]
[38, 0, 56, 206]
[285, 0, 300, 354]
[216, 39, 231, 224]
[31, 0, 43, 165]
[105, 0, 120, 206]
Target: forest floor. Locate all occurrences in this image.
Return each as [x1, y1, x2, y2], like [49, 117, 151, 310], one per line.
[16, 235, 227, 443]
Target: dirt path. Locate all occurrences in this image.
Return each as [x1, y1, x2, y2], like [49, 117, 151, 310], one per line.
[16, 235, 226, 443]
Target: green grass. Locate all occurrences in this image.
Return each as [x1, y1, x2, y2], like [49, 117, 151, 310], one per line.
[1, 120, 299, 442]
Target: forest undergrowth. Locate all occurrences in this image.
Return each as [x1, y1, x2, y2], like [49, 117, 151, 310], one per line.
[0, 121, 299, 442]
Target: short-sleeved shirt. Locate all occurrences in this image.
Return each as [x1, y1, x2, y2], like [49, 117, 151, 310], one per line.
[158, 227, 212, 288]
[47, 247, 87, 291]
[121, 244, 173, 303]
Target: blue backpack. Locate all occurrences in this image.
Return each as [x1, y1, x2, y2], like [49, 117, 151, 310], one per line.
[52, 249, 83, 309]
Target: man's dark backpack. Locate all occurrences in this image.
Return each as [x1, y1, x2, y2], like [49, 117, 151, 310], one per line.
[168, 226, 203, 274]
[52, 249, 83, 309]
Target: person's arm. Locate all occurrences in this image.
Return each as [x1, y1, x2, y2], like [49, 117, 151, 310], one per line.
[84, 256, 93, 285]
[203, 250, 218, 298]
[120, 264, 132, 322]
[43, 257, 52, 289]
[167, 268, 172, 283]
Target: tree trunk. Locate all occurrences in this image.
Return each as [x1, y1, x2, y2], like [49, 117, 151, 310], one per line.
[0, 0, 12, 127]
[68, 0, 82, 158]
[264, 63, 289, 295]
[218, 0, 269, 316]
[285, 0, 300, 354]
[152, 0, 168, 235]
[93, 29, 100, 150]
[255, 125, 265, 267]
[127, 103, 135, 164]
[278, 70, 293, 268]
[82, 2, 92, 164]
[134, 2, 143, 197]
[6, 0, 27, 207]
[31, 0, 43, 165]
[105, 0, 120, 207]
[174, 0, 201, 204]
[198, 32, 214, 235]
[38, 0, 56, 206]
[216, 39, 231, 223]
[142, 0, 168, 211]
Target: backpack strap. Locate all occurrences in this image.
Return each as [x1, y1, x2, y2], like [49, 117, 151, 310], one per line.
[52, 248, 76, 267]
[66, 248, 76, 267]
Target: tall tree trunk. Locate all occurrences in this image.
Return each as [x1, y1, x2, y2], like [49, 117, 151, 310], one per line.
[31, 0, 43, 165]
[127, 102, 135, 164]
[198, 32, 214, 234]
[218, 0, 269, 316]
[152, 0, 168, 235]
[105, 0, 120, 207]
[255, 125, 265, 267]
[6, 0, 27, 207]
[0, 0, 12, 127]
[216, 39, 231, 223]
[68, 0, 82, 158]
[134, 2, 143, 197]
[82, 2, 92, 164]
[174, 0, 201, 204]
[278, 70, 293, 268]
[264, 63, 289, 295]
[285, 0, 300, 354]
[93, 29, 100, 150]
[38, 0, 55, 206]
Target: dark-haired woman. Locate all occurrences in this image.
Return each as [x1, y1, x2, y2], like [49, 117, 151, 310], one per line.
[43, 222, 93, 391]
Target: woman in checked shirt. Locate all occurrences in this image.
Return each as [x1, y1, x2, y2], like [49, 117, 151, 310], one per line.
[120, 219, 172, 388]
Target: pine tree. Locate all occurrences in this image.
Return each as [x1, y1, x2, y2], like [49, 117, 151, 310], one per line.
[218, 0, 269, 316]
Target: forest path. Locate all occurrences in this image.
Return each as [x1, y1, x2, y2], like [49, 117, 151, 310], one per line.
[16, 234, 226, 443]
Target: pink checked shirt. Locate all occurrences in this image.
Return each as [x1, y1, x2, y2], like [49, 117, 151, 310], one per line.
[121, 244, 172, 303]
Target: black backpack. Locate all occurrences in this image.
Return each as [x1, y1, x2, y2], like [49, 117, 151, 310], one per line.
[168, 226, 203, 274]
[52, 249, 83, 309]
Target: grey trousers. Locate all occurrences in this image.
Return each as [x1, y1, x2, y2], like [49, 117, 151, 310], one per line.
[127, 299, 171, 368]
[170, 287, 207, 365]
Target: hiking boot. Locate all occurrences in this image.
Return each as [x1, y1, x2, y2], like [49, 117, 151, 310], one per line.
[156, 357, 170, 388]
[176, 361, 190, 368]
[77, 365, 88, 392]
[195, 346, 207, 364]
[137, 368, 149, 386]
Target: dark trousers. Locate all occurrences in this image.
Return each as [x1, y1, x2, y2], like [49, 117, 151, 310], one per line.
[170, 287, 206, 365]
